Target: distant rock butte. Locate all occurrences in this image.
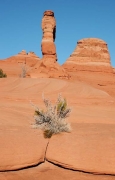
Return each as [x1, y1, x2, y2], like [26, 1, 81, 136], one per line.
[0, 50, 40, 77]
[63, 38, 113, 73]
[18, 50, 39, 59]
[4, 50, 40, 65]
[18, 50, 27, 55]
[28, 10, 70, 79]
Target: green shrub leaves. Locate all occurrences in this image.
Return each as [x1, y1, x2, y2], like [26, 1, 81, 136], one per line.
[0, 69, 7, 78]
[33, 94, 71, 138]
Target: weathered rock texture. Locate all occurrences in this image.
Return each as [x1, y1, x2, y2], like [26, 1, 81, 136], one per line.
[113, 68, 115, 73]
[63, 38, 113, 73]
[0, 50, 40, 77]
[41, 10, 57, 62]
[28, 10, 70, 79]
[0, 77, 115, 176]
[15, 50, 40, 65]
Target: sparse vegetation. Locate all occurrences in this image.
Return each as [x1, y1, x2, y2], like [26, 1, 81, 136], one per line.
[32, 94, 71, 138]
[19, 64, 27, 78]
[0, 69, 7, 78]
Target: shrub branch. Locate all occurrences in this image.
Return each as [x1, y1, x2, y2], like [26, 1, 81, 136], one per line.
[32, 94, 71, 138]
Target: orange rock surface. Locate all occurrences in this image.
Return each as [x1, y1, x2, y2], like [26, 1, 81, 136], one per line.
[0, 50, 40, 77]
[1, 9, 115, 180]
[41, 10, 57, 61]
[63, 38, 113, 73]
[0, 77, 115, 180]
[28, 10, 70, 79]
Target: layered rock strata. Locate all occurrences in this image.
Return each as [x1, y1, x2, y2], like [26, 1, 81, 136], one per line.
[41, 10, 57, 62]
[63, 38, 113, 73]
[6, 50, 40, 66]
[29, 10, 70, 79]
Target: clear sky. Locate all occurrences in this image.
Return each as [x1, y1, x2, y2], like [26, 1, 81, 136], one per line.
[0, 0, 115, 67]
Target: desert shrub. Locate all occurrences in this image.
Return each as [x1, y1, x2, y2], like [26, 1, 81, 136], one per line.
[19, 64, 27, 78]
[32, 94, 71, 138]
[0, 69, 7, 78]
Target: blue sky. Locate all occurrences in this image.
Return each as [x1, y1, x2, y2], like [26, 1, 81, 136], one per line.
[0, 0, 115, 67]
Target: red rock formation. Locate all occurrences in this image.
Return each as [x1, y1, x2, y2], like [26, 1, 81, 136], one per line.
[29, 10, 70, 79]
[0, 50, 40, 77]
[63, 38, 113, 73]
[0, 11, 70, 79]
[41, 10, 57, 62]
[4, 50, 40, 65]
[16, 50, 40, 65]
[0, 78, 115, 175]
[18, 50, 27, 55]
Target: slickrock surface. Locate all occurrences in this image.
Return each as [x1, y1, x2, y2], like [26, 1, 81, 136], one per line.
[1, 161, 115, 180]
[46, 123, 115, 175]
[0, 78, 115, 173]
[28, 10, 70, 79]
[69, 70, 115, 97]
[0, 124, 48, 171]
[63, 38, 113, 73]
[0, 50, 40, 77]
[28, 59, 70, 78]
[0, 77, 115, 179]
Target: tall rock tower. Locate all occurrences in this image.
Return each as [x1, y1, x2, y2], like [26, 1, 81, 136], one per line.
[28, 10, 70, 79]
[41, 10, 57, 63]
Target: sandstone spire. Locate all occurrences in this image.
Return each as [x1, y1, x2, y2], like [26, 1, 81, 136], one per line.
[28, 10, 70, 79]
[41, 10, 57, 63]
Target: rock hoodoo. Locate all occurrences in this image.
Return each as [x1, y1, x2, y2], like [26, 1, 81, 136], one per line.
[63, 38, 113, 72]
[41, 10, 57, 62]
[29, 10, 70, 79]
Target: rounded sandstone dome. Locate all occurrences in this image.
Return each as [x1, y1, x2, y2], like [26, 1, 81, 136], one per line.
[63, 37, 112, 72]
[78, 38, 107, 45]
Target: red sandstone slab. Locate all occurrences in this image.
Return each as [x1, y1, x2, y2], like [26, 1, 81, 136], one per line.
[0, 161, 115, 180]
[46, 123, 115, 175]
[0, 107, 48, 171]
[0, 78, 115, 173]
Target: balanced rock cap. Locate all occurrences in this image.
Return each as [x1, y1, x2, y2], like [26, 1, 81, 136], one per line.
[43, 10, 54, 16]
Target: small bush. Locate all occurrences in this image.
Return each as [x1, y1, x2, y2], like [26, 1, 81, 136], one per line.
[0, 69, 7, 78]
[32, 94, 71, 138]
[19, 64, 27, 78]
